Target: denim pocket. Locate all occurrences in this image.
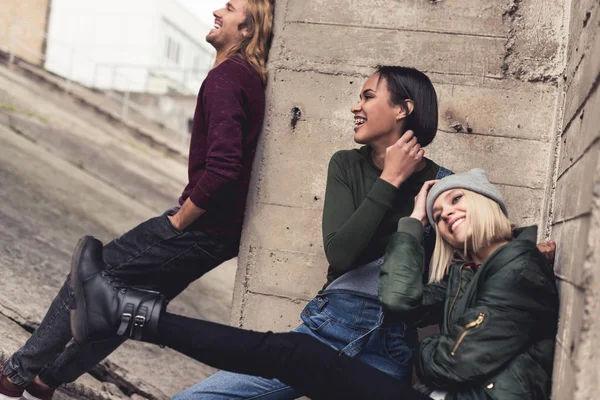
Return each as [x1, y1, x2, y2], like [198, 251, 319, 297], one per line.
[383, 326, 414, 366]
[164, 209, 184, 235]
[300, 296, 331, 332]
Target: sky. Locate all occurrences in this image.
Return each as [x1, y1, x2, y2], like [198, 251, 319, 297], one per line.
[178, 0, 225, 28]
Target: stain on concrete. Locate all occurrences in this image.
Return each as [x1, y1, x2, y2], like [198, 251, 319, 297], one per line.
[583, 11, 591, 27]
[290, 106, 302, 129]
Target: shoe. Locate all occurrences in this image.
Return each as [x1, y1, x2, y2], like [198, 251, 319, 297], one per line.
[22, 380, 55, 400]
[69, 236, 165, 343]
[0, 362, 24, 399]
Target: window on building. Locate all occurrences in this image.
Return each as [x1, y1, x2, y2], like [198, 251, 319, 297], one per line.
[165, 36, 181, 65]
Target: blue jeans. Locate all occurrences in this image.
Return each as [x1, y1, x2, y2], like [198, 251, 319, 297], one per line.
[3, 208, 237, 388]
[174, 290, 417, 400]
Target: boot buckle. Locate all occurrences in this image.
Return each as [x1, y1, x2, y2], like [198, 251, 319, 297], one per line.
[134, 315, 146, 328]
[116, 312, 133, 336]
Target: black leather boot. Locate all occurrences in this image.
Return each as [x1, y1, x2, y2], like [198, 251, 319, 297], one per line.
[69, 236, 166, 344]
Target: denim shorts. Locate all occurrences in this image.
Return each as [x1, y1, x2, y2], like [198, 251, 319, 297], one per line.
[298, 290, 417, 380]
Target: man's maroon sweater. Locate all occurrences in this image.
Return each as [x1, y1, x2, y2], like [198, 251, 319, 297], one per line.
[179, 56, 265, 244]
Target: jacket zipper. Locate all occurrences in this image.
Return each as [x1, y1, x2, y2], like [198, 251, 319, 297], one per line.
[446, 264, 466, 331]
[451, 313, 486, 356]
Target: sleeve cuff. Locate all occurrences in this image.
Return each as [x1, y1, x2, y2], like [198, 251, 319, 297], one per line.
[190, 187, 211, 210]
[397, 217, 424, 242]
[366, 178, 399, 209]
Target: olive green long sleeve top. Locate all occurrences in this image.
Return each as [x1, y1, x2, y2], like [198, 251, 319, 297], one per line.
[321, 146, 440, 288]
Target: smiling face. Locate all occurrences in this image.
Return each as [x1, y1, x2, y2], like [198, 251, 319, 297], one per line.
[350, 73, 405, 147]
[428, 187, 513, 282]
[207, 0, 249, 53]
[432, 189, 472, 250]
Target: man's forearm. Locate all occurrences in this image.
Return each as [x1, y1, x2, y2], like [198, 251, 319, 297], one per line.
[170, 198, 206, 231]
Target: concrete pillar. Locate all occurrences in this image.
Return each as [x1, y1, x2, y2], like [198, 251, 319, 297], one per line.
[233, 0, 567, 326]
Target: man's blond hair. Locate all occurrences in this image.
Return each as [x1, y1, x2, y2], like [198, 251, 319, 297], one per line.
[228, 0, 274, 83]
[429, 190, 512, 283]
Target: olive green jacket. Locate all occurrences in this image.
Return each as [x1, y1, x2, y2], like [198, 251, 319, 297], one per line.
[379, 218, 558, 399]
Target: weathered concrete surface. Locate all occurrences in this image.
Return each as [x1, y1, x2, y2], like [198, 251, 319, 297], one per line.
[503, 0, 566, 81]
[551, 0, 600, 397]
[233, 0, 565, 338]
[280, 23, 506, 77]
[238, 293, 307, 332]
[286, 0, 509, 37]
[0, 63, 236, 398]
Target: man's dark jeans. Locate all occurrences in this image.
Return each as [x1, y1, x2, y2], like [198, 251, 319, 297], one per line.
[3, 208, 237, 388]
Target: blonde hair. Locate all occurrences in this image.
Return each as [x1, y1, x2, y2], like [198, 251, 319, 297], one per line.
[429, 190, 513, 283]
[228, 0, 274, 83]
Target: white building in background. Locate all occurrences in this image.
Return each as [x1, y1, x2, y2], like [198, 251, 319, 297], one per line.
[44, 0, 214, 94]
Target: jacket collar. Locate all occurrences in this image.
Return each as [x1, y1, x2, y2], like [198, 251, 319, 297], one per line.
[512, 225, 537, 243]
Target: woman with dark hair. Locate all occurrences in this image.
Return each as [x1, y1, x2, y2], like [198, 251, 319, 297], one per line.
[69, 168, 557, 400]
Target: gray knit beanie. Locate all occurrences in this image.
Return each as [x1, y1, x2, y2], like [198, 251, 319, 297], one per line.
[426, 168, 507, 227]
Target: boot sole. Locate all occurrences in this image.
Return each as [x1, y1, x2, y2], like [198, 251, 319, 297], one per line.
[69, 236, 92, 343]
[23, 391, 52, 400]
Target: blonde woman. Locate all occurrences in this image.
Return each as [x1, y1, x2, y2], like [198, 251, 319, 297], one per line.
[379, 168, 558, 399]
[67, 169, 557, 400]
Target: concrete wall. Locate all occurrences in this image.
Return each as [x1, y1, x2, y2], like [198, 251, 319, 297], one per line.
[232, 0, 567, 334]
[0, 0, 50, 66]
[551, 0, 600, 398]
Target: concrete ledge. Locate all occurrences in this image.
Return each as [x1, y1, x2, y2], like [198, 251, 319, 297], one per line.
[286, 0, 507, 37]
[499, 185, 544, 227]
[563, 10, 600, 125]
[427, 131, 551, 189]
[279, 23, 506, 77]
[555, 142, 599, 221]
[436, 83, 557, 142]
[246, 202, 323, 254]
[560, 85, 600, 175]
[257, 119, 351, 210]
[247, 248, 327, 299]
[553, 216, 590, 287]
[240, 292, 305, 331]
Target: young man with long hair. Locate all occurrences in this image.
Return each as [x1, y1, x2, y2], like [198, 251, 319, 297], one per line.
[0, 1, 274, 399]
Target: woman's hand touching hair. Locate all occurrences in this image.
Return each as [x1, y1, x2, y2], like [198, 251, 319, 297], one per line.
[380, 130, 424, 187]
[410, 179, 439, 227]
